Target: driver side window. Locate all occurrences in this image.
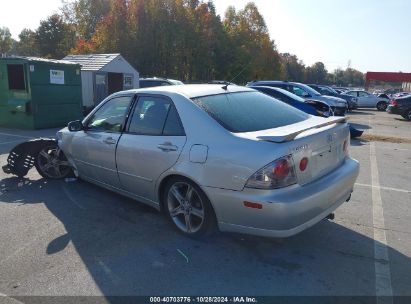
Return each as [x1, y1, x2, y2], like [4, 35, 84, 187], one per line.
[87, 96, 133, 132]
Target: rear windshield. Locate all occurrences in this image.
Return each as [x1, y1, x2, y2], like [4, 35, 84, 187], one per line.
[193, 91, 309, 133]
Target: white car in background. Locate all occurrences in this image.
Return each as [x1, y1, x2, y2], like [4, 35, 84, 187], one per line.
[343, 90, 389, 110]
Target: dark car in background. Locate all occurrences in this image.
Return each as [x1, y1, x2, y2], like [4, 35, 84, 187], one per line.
[247, 81, 347, 116]
[249, 86, 331, 117]
[308, 84, 358, 111]
[139, 77, 184, 88]
[387, 95, 411, 120]
[333, 87, 349, 94]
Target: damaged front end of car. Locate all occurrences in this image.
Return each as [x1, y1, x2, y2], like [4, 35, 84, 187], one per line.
[2, 138, 73, 179]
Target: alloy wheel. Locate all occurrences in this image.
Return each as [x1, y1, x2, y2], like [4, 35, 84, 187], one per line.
[377, 102, 387, 111]
[37, 146, 72, 179]
[167, 182, 205, 234]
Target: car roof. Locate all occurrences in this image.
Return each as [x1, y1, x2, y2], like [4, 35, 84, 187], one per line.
[140, 78, 170, 81]
[250, 85, 286, 93]
[252, 80, 289, 84]
[117, 84, 253, 99]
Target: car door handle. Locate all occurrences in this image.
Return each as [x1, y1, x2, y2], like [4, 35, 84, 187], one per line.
[103, 137, 117, 145]
[157, 142, 178, 152]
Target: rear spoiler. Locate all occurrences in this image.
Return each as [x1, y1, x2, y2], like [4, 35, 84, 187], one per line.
[257, 116, 346, 143]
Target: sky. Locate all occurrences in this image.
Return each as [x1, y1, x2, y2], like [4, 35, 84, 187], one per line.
[1, 0, 410, 73]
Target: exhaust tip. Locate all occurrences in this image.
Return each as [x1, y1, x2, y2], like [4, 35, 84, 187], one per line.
[326, 213, 335, 220]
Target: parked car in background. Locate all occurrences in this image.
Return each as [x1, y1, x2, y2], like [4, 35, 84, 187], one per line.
[48, 84, 359, 238]
[251, 86, 363, 138]
[139, 77, 184, 88]
[376, 93, 390, 99]
[343, 90, 389, 110]
[393, 92, 411, 98]
[247, 81, 348, 116]
[249, 86, 332, 117]
[333, 87, 349, 93]
[307, 84, 358, 111]
[387, 95, 411, 120]
[207, 80, 237, 85]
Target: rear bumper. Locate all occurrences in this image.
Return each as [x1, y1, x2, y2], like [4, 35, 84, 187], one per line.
[204, 158, 359, 238]
[386, 105, 402, 115]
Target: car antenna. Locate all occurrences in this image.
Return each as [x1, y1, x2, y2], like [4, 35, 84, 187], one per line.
[222, 64, 250, 90]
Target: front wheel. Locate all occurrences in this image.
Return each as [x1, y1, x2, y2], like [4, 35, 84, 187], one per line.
[34, 144, 73, 179]
[164, 177, 216, 238]
[377, 101, 387, 111]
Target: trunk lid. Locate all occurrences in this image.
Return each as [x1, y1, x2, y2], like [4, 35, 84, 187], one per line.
[239, 116, 349, 185]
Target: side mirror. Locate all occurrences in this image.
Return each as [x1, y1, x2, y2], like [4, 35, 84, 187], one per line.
[68, 120, 83, 132]
[303, 92, 311, 98]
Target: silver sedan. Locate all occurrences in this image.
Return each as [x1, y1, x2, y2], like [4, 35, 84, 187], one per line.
[52, 85, 359, 238]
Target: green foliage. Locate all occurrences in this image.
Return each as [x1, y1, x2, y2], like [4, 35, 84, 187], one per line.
[13, 29, 39, 56]
[61, 0, 111, 39]
[331, 67, 364, 86]
[0, 26, 13, 54]
[36, 14, 76, 59]
[281, 53, 305, 82]
[6, 0, 364, 86]
[305, 62, 328, 84]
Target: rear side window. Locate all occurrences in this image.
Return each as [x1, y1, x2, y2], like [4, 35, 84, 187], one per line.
[163, 106, 185, 136]
[7, 64, 26, 91]
[129, 97, 170, 135]
[193, 91, 308, 133]
[127, 96, 184, 136]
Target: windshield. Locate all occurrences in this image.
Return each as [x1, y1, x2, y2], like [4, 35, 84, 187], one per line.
[169, 79, 184, 85]
[193, 91, 309, 133]
[297, 83, 322, 96]
[266, 87, 306, 103]
[323, 86, 339, 94]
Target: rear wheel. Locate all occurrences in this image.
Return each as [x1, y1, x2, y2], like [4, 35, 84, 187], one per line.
[164, 177, 216, 238]
[405, 110, 411, 121]
[35, 144, 73, 179]
[376, 101, 387, 111]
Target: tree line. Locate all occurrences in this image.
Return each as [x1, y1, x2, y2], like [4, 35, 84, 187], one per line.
[0, 0, 364, 86]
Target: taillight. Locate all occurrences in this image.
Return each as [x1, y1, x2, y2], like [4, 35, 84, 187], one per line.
[390, 99, 397, 106]
[245, 155, 297, 189]
[299, 157, 309, 171]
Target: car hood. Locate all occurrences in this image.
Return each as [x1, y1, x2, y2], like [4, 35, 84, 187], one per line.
[308, 95, 347, 107]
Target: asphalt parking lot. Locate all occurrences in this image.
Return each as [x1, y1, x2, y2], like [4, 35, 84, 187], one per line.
[0, 110, 410, 301]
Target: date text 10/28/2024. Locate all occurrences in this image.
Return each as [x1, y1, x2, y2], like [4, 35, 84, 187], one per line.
[150, 297, 257, 303]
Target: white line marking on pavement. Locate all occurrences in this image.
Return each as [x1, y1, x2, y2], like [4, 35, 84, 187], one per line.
[355, 183, 411, 194]
[0, 132, 33, 139]
[369, 117, 393, 302]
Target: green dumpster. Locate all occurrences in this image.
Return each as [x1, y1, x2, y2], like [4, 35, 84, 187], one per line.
[0, 57, 82, 129]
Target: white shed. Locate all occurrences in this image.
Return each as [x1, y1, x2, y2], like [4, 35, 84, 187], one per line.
[63, 53, 139, 108]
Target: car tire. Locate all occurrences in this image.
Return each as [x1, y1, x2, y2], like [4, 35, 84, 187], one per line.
[376, 101, 387, 111]
[34, 143, 73, 179]
[163, 177, 216, 238]
[405, 110, 411, 121]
